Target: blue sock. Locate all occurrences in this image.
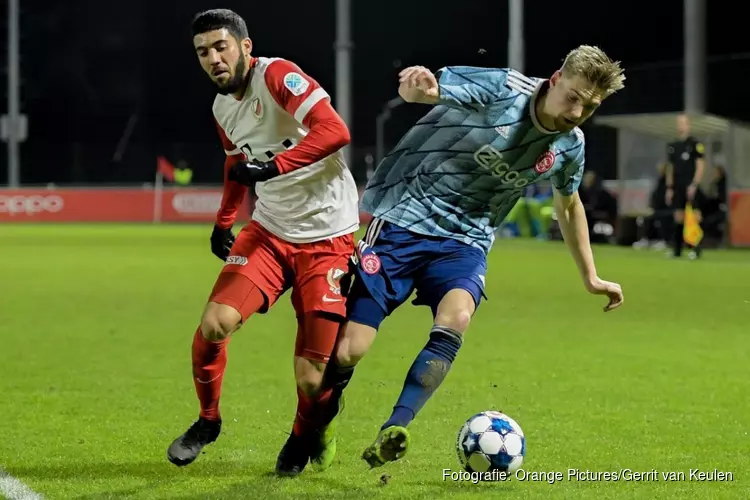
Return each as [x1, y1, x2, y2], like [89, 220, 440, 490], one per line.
[381, 326, 462, 430]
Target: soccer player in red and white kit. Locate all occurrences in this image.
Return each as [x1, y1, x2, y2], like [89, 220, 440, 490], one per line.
[167, 9, 359, 476]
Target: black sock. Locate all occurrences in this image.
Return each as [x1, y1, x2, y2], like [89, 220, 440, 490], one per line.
[321, 363, 355, 425]
[673, 223, 684, 256]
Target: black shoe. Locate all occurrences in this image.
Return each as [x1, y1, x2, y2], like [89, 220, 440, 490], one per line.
[275, 432, 311, 477]
[167, 417, 221, 466]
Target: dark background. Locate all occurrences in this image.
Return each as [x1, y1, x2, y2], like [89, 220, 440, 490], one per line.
[2, 0, 748, 186]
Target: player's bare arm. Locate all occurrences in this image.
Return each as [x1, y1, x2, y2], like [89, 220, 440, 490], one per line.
[398, 66, 440, 104]
[553, 189, 624, 312]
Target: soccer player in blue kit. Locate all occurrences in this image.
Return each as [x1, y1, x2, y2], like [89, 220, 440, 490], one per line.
[317, 45, 627, 469]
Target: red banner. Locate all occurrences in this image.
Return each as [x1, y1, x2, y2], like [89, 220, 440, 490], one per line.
[729, 190, 750, 247]
[0, 187, 373, 225]
[0, 188, 251, 223]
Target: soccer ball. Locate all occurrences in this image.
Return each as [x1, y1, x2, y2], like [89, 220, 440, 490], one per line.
[456, 411, 525, 474]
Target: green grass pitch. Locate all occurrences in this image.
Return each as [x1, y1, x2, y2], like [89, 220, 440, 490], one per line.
[1, 224, 748, 499]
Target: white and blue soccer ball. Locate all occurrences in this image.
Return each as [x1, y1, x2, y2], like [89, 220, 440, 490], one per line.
[456, 411, 526, 474]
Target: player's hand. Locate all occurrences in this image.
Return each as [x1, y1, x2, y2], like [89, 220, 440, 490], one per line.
[585, 277, 624, 312]
[687, 184, 697, 202]
[665, 188, 674, 205]
[398, 66, 439, 103]
[210, 225, 235, 261]
[228, 159, 280, 186]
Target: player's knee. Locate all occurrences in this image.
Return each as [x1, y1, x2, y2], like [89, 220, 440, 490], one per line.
[334, 321, 376, 367]
[294, 357, 326, 396]
[201, 303, 242, 342]
[434, 308, 472, 334]
[335, 348, 363, 368]
[434, 289, 476, 334]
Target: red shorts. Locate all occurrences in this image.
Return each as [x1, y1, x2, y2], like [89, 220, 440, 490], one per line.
[209, 220, 354, 320]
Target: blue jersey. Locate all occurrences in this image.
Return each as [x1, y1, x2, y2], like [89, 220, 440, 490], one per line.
[361, 66, 586, 254]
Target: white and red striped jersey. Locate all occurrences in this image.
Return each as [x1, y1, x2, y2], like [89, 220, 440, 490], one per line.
[212, 56, 359, 243]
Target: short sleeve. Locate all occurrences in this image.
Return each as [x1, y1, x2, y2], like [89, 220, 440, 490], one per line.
[552, 130, 585, 196]
[434, 66, 510, 110]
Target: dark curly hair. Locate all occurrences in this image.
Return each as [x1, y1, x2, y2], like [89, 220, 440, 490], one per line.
[191, 9, 249, 41]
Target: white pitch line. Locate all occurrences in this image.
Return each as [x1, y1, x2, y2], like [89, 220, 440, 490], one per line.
[0, 467, 44, 500]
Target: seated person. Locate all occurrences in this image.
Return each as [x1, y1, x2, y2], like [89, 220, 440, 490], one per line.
[697, 165, 727, 246]
[578, 171, 618, 243]
[633, 162, 672, 250]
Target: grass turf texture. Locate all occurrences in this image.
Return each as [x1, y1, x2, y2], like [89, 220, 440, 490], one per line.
[2, 224, 748, 499]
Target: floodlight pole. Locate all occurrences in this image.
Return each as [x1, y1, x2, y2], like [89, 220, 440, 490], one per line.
[335, 0, 353, 166]
[6, 0, 21, 187]
[508, 0, 524, 72]
[684, 0, 706, 113]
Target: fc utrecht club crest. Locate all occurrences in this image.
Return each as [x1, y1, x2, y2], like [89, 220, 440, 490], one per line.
[534, 150, 555, 174]
[250, 97, 263, 120]
[326, 267, 346, 295]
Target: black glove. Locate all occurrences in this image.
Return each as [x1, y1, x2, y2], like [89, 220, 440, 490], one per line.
[210, 225, 235, 261]
[228, 159, 280, 186]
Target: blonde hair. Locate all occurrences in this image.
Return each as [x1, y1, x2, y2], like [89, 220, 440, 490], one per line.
[561, 45, 626, 96]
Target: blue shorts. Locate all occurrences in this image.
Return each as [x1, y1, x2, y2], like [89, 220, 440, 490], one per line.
[347, 218, 487, 330]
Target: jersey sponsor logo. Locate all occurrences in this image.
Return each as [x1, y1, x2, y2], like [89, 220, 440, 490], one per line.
[0, 195, 64, 215]
[250, 97, 263, 120]
[225, 255, 248, 266]
[473, 144, 530, 188]
[534, 150, 555, 174]
[322, 295, 343, 303]
[283, 72, 309, 96]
